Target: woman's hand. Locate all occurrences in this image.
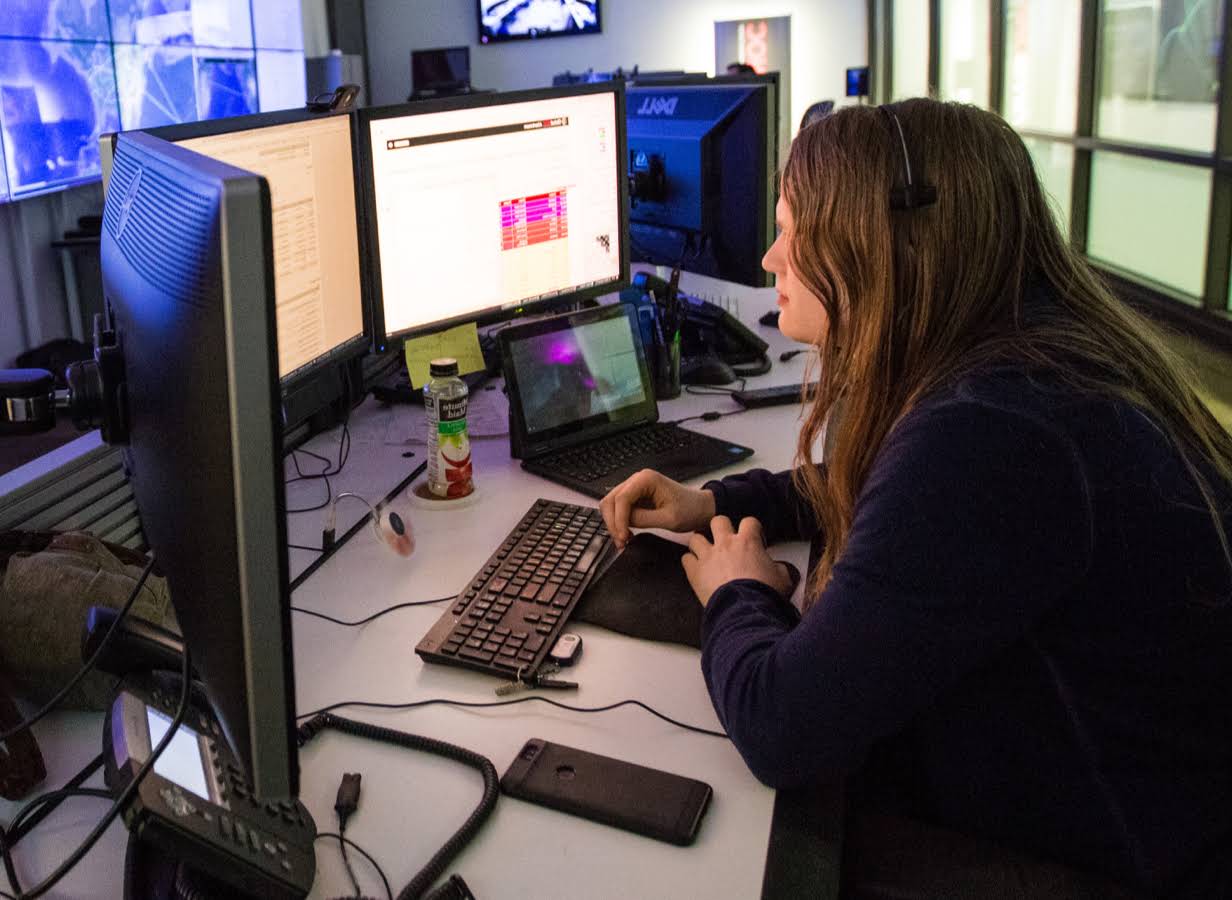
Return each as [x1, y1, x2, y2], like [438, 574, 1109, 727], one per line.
[599, 469, 716, 549]
[682, 516, 795, 606]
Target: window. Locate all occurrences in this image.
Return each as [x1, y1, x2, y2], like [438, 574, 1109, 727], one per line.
[892, 0, 930, 100]
[939, 0, 989, 106]
[1024, 137, 1074, 235]
[1003, 0, 1081, 134]
[1096, 0, 1223, 153]
[1087, 151, 1210, 299]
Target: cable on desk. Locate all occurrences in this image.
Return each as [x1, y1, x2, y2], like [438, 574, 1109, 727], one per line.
[290, 542, 325, 553]
[298, 713, 499, 900]
[2, 752, 103, 848]
[295, 695, 728, 739]
[288, 460, 428, 594]
[668, 406, 753, 427]
[0, 787, 113, 894]
[315, 833, 393, 900]
[292, 596, 452, 627]
[8, 647, 192, 900]
[684, 377, 747, 397]
[0, 555, 155, 746]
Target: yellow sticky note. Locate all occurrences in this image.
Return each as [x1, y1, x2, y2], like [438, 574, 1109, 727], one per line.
[403, 322, 486, 388]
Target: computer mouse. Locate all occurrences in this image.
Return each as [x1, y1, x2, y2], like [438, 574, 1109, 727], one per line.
[680, 356, 737, 386]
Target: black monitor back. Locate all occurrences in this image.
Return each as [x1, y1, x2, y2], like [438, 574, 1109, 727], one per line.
[100, 131, 297, 800]
[626, 81, 775, 287]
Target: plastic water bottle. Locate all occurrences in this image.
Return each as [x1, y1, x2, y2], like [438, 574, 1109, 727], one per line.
[424, 358, 473, 498]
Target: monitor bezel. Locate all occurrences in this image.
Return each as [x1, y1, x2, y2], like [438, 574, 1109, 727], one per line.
[137, 108, 372, 388]
[357, 81, 630, 349]
[477, 0, 602, 44]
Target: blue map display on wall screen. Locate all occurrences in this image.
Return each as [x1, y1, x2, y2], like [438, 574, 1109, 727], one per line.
[0, 0, 305, 203]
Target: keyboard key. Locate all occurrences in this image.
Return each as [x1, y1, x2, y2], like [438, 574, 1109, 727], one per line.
[460, 647, 496, 663]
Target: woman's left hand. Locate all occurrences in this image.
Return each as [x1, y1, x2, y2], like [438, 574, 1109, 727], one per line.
[682, 516, 795, 606]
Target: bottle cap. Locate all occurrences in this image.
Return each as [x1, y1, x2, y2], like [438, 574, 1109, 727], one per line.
[429, 358, 459, 377]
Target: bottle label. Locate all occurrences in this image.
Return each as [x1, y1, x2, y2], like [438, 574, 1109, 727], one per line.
[426, 390, 472, 498]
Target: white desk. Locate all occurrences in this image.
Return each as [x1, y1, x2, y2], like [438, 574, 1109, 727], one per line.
[4, 272, 839, 899]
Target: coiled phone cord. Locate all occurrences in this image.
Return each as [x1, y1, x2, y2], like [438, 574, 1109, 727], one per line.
[297, 713, 498, 900]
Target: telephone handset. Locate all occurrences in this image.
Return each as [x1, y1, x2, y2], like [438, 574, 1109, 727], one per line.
[631, 272, 771, 376]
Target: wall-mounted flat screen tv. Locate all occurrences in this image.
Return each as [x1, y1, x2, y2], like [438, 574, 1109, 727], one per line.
[478, 1, 601, 44]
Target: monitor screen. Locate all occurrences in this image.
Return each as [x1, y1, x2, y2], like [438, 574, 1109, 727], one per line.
[478, 0, 601, 44]
[361, 83, 627, 342]
[412, 46, 470, 93]
[170, 114, 366, 382]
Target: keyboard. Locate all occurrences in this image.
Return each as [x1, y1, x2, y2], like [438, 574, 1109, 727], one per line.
[544, 424, 713, 483]
[415, 499, 612, 678]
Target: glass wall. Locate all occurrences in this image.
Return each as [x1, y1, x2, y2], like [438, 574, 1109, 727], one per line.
[883, 0, 1232, 323]
[892, 0, 930, 100]
[1003, 0, 1081, 134]
[1096, 0, 1223, 152]
[1023, 137, 1074, 235]
[1087, 152, 1210, 298]
[939, 0, 989, 106]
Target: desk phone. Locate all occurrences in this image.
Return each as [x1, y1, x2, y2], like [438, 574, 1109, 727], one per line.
[102, 672, 316, 900]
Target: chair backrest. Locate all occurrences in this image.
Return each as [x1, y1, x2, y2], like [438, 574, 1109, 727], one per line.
[800, 100, 835, 132]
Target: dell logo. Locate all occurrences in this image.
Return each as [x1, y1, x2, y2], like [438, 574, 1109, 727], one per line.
[636, 96, 678, 116]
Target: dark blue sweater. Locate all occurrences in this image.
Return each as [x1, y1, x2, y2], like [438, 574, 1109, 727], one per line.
[701, 370, 1232, 897]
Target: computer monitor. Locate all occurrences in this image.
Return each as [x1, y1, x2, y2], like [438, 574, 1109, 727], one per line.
[100, 130, 297, 799]
[358, 82, 629, 346]
[412, 46, 471, 96]
[625, 79, 776, 287]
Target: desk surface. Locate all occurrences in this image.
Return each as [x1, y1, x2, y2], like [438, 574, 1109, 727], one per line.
[4, 271, 834, 899]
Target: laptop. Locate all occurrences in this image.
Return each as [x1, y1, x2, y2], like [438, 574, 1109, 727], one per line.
[500, 303, 754, 499]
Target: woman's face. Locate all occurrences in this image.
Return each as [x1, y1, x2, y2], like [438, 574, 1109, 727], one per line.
[762, 196, 827, 345]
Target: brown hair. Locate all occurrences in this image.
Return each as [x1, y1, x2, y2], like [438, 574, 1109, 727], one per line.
[783, 98, 1232, 604]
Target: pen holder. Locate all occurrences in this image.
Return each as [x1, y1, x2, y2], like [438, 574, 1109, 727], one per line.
[653, 333, 681, 400]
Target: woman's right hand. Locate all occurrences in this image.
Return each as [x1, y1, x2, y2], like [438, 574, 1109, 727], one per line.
[599, 469, 717, 549]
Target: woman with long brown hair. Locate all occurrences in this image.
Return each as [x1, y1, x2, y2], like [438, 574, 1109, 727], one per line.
[600, 98, 1232, 897]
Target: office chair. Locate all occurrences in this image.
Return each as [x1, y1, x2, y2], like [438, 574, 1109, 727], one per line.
[799, 100, 835, 132]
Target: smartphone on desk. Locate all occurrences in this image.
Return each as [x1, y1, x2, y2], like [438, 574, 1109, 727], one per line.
[501, 739, 712, 846]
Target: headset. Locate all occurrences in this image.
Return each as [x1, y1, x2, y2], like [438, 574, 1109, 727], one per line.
[880, 104, 938, 211]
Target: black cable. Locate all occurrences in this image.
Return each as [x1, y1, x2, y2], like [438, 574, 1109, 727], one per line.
[295, 695, 728, 739]
[292, 596, 453, 627]
[0, 555, 155, 746]
[684, 377, 747, 397]
[1, 786, 114, 890]
[670, 407, 753, 426]
[315, 833, 393, 900]
[298, 713, 499, 900]
[286, 418, 352, 514]
[339, 821, 363, 899]
[289, 542, 325, 553]
[13, 645, 192, 899]
[2, 753, 103, 849]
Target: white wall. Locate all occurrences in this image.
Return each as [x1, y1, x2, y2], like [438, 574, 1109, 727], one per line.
[363, 1, 867, 138]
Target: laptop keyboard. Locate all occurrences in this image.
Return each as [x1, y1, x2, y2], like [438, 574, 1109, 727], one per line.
[544, 423, 708, 483]
[414, 499, 611, 678]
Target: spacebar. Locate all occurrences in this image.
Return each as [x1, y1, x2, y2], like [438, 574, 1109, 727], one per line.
[574, 535, 607, 573]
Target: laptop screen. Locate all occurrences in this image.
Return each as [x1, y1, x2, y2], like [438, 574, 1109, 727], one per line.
[508, 311, 647, 434]
[501, 303, 659, 457]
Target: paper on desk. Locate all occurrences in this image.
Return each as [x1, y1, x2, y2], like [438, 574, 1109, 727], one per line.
[403, 322, 486, 388]
[384, 384, 509, 445]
